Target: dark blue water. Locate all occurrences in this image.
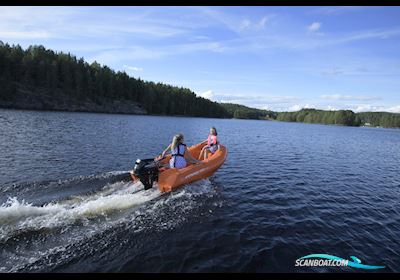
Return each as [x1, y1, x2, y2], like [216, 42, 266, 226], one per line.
[0, 109, 399, 272]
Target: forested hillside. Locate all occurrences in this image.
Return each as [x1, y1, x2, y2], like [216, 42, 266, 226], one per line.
[275, 109, 400, 128]
[220, 103, 277, 120]
[0, 42, 229, 117]
[276, 109, 361, 126]
[1, 42, 399, 128]
[357, 112, 400, 128]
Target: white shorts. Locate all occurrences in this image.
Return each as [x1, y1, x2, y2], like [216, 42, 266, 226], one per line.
[208, 145, 218, 154]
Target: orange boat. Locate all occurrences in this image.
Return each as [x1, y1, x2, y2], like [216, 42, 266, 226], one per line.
[130, 140, 227, 192]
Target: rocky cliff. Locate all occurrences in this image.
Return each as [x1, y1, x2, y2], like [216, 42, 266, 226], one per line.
[0, 86, 147, 115]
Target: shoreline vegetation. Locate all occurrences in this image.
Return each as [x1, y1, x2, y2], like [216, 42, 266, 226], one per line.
[1, 42, 400, 128]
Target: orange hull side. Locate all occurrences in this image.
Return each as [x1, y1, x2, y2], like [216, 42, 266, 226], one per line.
[157, 141, 227, 192]
[131, 141, 227, 193]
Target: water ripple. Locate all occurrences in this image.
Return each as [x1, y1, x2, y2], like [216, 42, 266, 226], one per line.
[0, 110, 399, 272]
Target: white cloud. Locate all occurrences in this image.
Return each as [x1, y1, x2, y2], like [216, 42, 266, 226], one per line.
[280, 103, 400, 113]
[247, 27, 400, 52]
[351, 104, 400, 113]
[87, 40, 232, 66]
[0, 30, 50, 39]
[308, 22, 321, 32]
[309, 6, 365, 15]
[287, 104, 314, 111]
[191, 35, 212, 41]
[3, 6, 400, 62]
[205, 92, 303, 111]
[320, 94, 382, 101]
[213, 93, 299, 105]
[387, 105, 400, 113]
[174, 41, 228, 53]
[239, 17, 269, 31]
[0, 7, 77, 40]
[197, 7, 272, 34]
[322, 68, 343, 76]
[320, 67, 399, 77]
[239, 19, 252, 30]
[326, 105, 339, 111]
[353, 104, 382, 112]
[123, 65, 143, 72]
[0, 6, 189, 43]
[257, 16, 269, 29]
[196, 8, 400, 53]
[334, 28, 400, 45]
[95, 23, 185, 38]
[88, 47, 166, 64]
[288, 104, 302, 111]
[197, 90, 214, 100]
[193, 91, 399, 113]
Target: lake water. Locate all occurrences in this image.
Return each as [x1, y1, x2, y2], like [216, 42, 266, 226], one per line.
[0, 109, 399, 272]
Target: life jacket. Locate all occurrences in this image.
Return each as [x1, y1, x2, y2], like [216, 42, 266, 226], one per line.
[171, 143, 186, 168]
[208, 134, 218, 147]
[171, 143, 186, 158]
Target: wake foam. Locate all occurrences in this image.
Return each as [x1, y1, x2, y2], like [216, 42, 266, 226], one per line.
[0, 180, 161, 242]
[0, 177, 219, 272]
[0, 170, 131, 194]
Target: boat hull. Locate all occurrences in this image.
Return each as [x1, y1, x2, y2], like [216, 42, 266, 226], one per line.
[131, 141, 227, 192]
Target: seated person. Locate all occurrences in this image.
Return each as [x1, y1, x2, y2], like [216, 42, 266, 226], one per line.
[199, 127, 219, 160]
[160, 133, 201, 169]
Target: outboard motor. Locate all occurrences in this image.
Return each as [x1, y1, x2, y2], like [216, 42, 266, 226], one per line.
[133, 158, 159, 190]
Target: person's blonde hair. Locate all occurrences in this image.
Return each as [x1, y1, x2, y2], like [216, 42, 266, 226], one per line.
[210, 127, 217, 136]
[171, 133, 184, 150]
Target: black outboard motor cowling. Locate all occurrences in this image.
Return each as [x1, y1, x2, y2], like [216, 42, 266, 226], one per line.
[133, 158, 159, 190]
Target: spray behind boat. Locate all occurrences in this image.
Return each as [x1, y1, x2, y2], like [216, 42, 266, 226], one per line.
[131, 158, 161, 190]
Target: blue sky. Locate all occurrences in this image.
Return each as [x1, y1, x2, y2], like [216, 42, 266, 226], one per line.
[1, 6, 400, 112]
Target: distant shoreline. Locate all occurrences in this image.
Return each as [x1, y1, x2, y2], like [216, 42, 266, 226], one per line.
[1, 43, 399, 129]
[0, 106, 227, 119]
[1, 107, 399, 130]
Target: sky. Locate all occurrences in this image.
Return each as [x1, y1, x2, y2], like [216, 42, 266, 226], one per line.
[1, 6, 400, 113]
